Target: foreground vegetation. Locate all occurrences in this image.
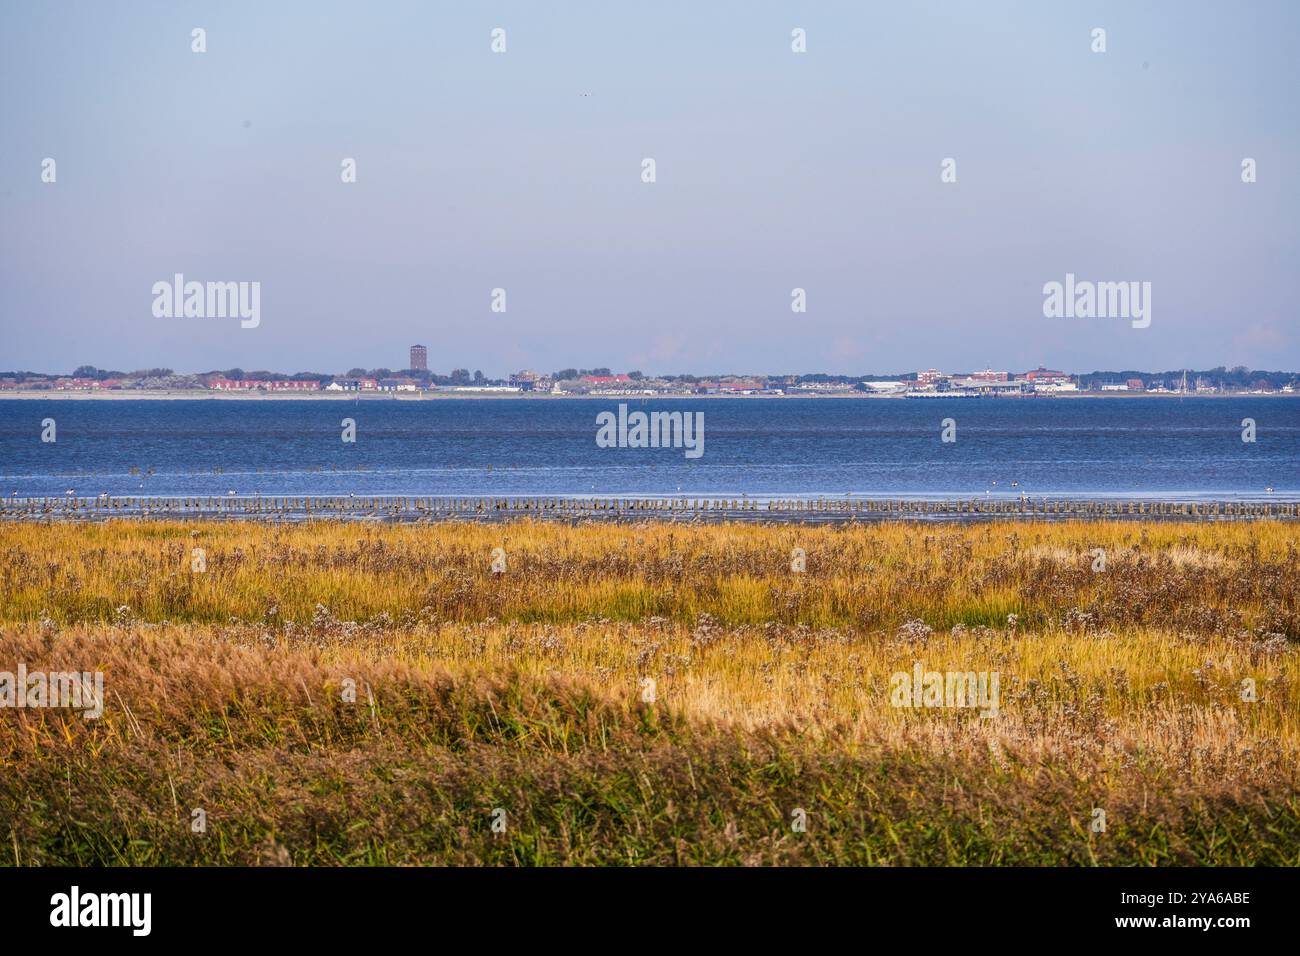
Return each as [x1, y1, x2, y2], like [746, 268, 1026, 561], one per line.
[1, 519, 1297, 865]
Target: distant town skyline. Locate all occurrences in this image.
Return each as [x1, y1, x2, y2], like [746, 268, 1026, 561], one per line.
[4, 358, 1296, 397]
[3, 2, 1297, 374]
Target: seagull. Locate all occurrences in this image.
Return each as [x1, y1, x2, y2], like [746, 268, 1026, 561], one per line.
[1265, 486, 1274, 493]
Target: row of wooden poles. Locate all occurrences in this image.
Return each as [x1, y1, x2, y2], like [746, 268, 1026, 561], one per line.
[2, 495, 1296, 518]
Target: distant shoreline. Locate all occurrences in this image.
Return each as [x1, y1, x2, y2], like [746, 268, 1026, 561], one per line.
[5, 493, 1297, 523]
[1, 390, 1293, 401]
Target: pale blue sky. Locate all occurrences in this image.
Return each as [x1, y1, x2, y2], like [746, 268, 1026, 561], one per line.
[1, 1, 1296, 376]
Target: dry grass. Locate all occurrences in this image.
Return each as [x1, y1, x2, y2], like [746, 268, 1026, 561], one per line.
[3, 518, 1297, 634]
[0, 518, 1296, 865]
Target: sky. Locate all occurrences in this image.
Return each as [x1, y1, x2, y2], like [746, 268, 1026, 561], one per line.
[1, 0, 1297, 378]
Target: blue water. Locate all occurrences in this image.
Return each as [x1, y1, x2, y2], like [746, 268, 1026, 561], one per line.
[1, 397, 1297, 500]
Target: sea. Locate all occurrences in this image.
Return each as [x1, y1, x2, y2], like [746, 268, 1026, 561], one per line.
[1, 397, 1297, 502]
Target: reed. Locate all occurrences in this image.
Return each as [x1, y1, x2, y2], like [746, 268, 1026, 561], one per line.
[0, 519, 1296, 865]
[2, 518, 1297, 633]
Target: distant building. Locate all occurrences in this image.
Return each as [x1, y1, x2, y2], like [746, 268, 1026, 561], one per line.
[1023, 367, 1071, 384]
[951, 378, 1032, 395]
[581, 374, 632, 385]
[968, 368, 1009, 383]
[332, 378, 378, 392]
[1126, 378, 1145, 391]
[793, 381, 855, 392]
[56, 377, 128, 391]
[409, 345, 428, 371]
[917, 369, 945, 384]
[209, 379, 320, 391]
[510, 370, 547, 391]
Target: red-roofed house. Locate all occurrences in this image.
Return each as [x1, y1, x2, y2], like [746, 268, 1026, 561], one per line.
[581, 374, 632, 385]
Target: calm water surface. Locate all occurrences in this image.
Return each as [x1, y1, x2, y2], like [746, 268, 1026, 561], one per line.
[1, 397, 1296, 501]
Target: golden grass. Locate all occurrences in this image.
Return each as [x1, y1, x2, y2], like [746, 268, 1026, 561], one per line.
[0, 518, 1296, 865]
[2, 518, 1296, 632]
